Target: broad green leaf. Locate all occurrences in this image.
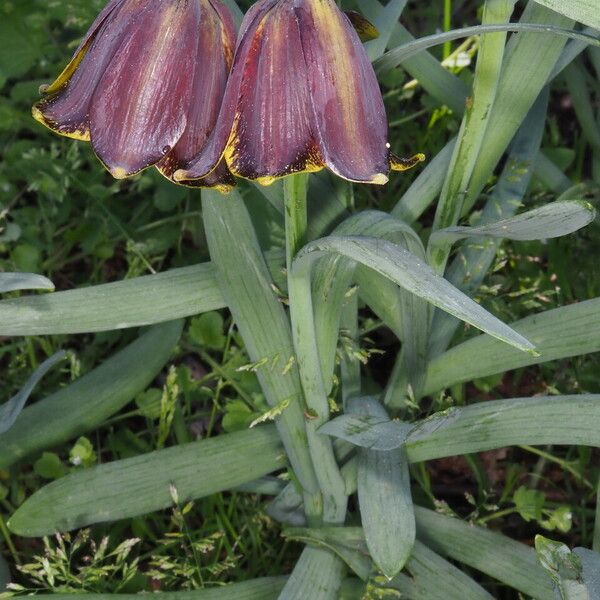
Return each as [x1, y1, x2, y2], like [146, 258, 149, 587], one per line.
[387, 541, 494, 600]
[430, 0, 515, 275]
[405, 395, 600, 462]
[429, 200, 595, 256]
[575, 548, 600, 597]
[266, 482, 307, 527]
[293, 235, 535, 353]
[278, 546, 344, 600]
[373, 22, 598, 74]
[415, 507, 554, 600]
[9, 425, 283, 537]
[0, 272, 54, 294]
[424, 297, 600, 394]
[202, 190, 319, 498]
[351, 397, 415, 578]
[0, 350, 65, 434]
[0, 321, 183, 469]
[0, 254, 285, 335]
[26, 578, 287, 600]
[532, 0, 600, 29]
[428, 88, 549, 358]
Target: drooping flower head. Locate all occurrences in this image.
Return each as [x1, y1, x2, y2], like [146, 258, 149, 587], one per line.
[175, 0, 423, 187]
[33, 0, 236, 191]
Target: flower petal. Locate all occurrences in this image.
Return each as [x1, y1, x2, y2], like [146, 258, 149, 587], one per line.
[343, 10, 379, 43]
[33, 0, 143, 141]
[296, 0, 389, 184]
[175, 0, 283, 182]
[43, 0, 125, 95]
[157, 0, 235, 188]
[90, 0, 200, 178]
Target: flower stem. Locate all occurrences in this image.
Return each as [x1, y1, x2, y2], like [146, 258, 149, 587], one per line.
[284, 174, 347, 524]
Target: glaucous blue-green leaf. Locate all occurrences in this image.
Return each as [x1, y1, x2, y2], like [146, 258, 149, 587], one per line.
[0, 350, 66, 434]
[532, 0, 600, 29]
[0, 272, 54, 294]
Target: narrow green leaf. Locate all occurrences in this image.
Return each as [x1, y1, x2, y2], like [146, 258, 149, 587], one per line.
[387, 541, 494, 600]
[351, 396, 415, 578]
[8, 425, 283, 537]
[0, 321, 182, 469]
[424, 297, 600, 394]
[293, 235, 535, 353]
[28, 578, 287, 600]
[202, 190, 319, 498]
[405, 395, 600, 463]
[564, 62, 600, 150]
[374, 22, 598, 74]
[430, 0, 515, 274]
[358, 0, 408, 60]
[414, 507, 555, 600]
[278, 546, 344, 600]
[0, 253, 285, 335]
[532, 0, 600, 29]
[429, 199, 595, 251]
[0, 272, 54, 294]
[0, 350, 66, 434]
[428, 88, 549, 358]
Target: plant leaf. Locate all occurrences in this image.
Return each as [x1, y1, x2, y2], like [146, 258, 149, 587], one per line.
[424, 297, 600, 394]
[0, 253, 285, 335]
[293, 235, 535, 353]
[0, 551, 9, 591]
[405, 395, 600, 463]
[0, 350, 66, 434]
[277, 546, 344, 600]
[0, 321, 182, 469]
[532, 0, 600, 29]
[414, 506, 555, 600]
[24, 578, 287, 600]
[8, 425, 283, 536]
[0, 272, 54, 294]
[352, 396, 415, 578]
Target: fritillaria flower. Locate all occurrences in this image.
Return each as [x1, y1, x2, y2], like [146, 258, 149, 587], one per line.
[33, 0, 236, 191]
[175, 0, 423, 187]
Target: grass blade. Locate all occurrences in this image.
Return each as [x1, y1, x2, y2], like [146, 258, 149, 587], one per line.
[0, 350, 66, 434]
[294, 235, 535, 353]
[0, 320, 182, 469]
[278, 546, 344, 600]
[28, 578, 287, 600]
[348, 397, 414, 578]
[424, 297, 600, 394]
[8, 425, 283, 536]
[405, 395, 600, 462]
[0, 272, 54, 294]
[414, 507, 554, 600]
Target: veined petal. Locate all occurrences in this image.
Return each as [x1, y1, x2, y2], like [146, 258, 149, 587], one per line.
[90, 0, 200, 178]
[43, 0, 126, 95]
[224, 0, 322, 183]
[175, 0, 281, 182]
[296, 0, 389, 184]
[33, 0, 147, 141]
[157, 0, 235, 187]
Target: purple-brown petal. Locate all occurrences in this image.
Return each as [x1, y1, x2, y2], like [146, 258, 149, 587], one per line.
[157, 0, 235, 188]
[90, 0, 200, 178]
[33, 0, 144, 140]
[174, 0, 281, 182]
[296, 0, 390, 184]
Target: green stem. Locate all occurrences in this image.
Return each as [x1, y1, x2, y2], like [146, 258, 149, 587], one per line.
[284, 175, 347, 524]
